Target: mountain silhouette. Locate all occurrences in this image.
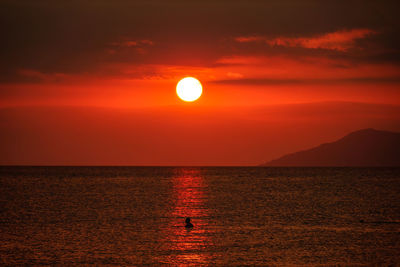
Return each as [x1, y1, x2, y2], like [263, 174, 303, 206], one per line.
[262, 128, 400, 166]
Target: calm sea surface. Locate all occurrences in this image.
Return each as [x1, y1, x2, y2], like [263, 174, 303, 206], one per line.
[0, 167, 399, 266]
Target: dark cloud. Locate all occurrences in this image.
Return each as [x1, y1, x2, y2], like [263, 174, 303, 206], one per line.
[0, 0, 399, 81]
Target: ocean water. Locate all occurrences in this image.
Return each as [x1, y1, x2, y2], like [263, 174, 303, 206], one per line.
[0, 167, 399, 266]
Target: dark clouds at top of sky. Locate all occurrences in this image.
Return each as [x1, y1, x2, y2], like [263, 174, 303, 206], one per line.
[1, 0, 399, 81]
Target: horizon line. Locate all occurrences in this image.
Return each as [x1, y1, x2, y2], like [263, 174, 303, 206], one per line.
[1, 165, 399, 168]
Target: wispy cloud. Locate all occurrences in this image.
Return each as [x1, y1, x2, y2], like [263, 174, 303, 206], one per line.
[226, 72, 244, 79]
[110, 39, 154, 47]
[108, 39, 155, 55]
[212, 77, 400, 86]
[17, 69, 70, 83]
[235, 29, 377, 52]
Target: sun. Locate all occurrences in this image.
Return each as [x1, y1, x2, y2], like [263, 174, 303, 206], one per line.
[176, 77, 202, 102]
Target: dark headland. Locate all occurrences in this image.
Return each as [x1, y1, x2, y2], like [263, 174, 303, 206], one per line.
[262, 128, 400, 167]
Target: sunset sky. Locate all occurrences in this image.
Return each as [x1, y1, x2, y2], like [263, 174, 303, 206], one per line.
[1, 0, 400, 165]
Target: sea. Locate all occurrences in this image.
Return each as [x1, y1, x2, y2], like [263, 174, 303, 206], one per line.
[0, 167, 399, 266]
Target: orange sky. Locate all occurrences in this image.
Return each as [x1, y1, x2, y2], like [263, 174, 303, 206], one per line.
[1, 1, 400, 165]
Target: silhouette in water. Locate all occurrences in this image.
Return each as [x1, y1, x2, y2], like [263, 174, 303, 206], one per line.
[185, 217, 194, 228]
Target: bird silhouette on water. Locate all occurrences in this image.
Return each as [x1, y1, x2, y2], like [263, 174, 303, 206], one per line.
[185, 217, 193, 228]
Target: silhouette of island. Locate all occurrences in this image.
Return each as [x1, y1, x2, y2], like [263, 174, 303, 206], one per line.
[262, 128, 400, 167]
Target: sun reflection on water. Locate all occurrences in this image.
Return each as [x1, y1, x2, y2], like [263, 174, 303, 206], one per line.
[162, 168, 212, 265]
